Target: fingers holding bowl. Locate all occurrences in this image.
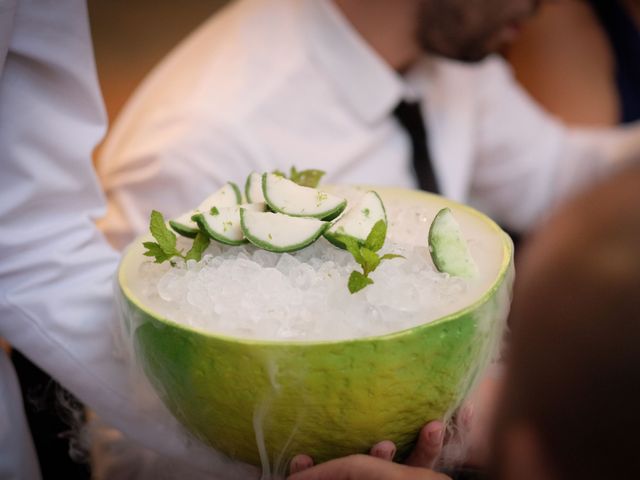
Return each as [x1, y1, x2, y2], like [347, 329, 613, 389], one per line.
[287, 454, 451, 480]
[290, 454, 314, 474]
[370, 440, 397, 461]
[288, 419, 444, 477]
[405, 421, 445, 468]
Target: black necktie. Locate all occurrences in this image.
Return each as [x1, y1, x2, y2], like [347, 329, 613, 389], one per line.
[393, 100, 440, 193]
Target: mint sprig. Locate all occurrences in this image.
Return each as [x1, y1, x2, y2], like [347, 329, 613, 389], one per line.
[336, 220, 404, 294]
[184, 231, 210, 261]
[272, 166, 326, 188]
[143, 210, 210, 264]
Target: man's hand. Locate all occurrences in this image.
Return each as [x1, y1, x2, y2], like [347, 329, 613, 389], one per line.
[288, 421, 446, 479]
[287, 454, 451, 480]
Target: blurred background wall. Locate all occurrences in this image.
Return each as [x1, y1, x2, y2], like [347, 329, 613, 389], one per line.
[88, 0, 231, 123]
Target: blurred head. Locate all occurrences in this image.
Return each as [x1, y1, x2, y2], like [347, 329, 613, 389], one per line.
[416, 0, 541, 62]
[491, 164, 640, 480]
[334, 0, 542, 70]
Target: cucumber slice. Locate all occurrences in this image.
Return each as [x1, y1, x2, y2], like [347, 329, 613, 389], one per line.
[245, 172, 265, 203]
[193, 203, 266, 246]
[197, 182, 242, 212]
[428, 208, 478, 278]
[240, 209, 329, 253]
[169, 211, 200, 238]
[324, 191, 387, 248]
[262, 173, 346, 220]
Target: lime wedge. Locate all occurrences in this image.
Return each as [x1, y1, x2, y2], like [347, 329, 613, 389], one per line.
[197, 182, 242, 212]
[428, 208, 478, 278]
[169, 211, 200, 238]
[245, 172, 265, 204]
[240, 209, 329, 253]
[262, 173, 346, 220]
[193, 203, 265, 246]
[169, 182, 242, 238]
[324, 191, 386, 248]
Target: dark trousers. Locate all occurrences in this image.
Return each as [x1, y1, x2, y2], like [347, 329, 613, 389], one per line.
[11, 350, 91, 480]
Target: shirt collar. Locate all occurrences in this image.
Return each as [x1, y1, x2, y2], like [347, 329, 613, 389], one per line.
[301, 0, 407, 124]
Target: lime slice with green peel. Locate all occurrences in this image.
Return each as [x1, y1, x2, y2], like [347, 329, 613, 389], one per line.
[168, 182, 242, 238]
[262, 173, 347, 220]
[196, 181, 242, 212]
[245, 172, 265, 204]
[428, 207, 478, 278]
[324, 191, 387, 249]
[168, 211, 200, 238]
[193, 203, 266, 246]
[240, 208, 329, 252]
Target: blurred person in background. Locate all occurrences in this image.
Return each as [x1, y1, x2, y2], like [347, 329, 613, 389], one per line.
[507, 0, 640, 126]
[287, 163, 640, 480]
[96, 0, 640, 253]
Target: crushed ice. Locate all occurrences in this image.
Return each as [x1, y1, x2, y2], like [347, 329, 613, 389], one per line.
[138, 205, 476, 341]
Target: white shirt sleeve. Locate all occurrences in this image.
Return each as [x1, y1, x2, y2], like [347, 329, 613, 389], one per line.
[98, 113, 260, 250]
[469, 57, 640, 232]
[0, 0, 15, 73]
[0, 2, 253, 477]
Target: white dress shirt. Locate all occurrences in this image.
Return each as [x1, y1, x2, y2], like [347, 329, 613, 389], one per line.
[98, 0, 640, 251]
[0, 1, 256, 478]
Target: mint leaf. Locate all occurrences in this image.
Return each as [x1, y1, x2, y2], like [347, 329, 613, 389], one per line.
[274, 166, 326, 187]
[144, 210, 183, 264]
[359, 247, 380, 276]
[149, 210, 180, 257]
[142, 241, 172, 263]
[185, 232, 210, 262]
[336, 234, 364, 265]
[365, 220, 387, 252]
[144, 210, 217, 266]
[348, 271, 374, 294]
[380, 253, 405, 261]
[339, 220, 402, 294]
[290, 167, 326, 188]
